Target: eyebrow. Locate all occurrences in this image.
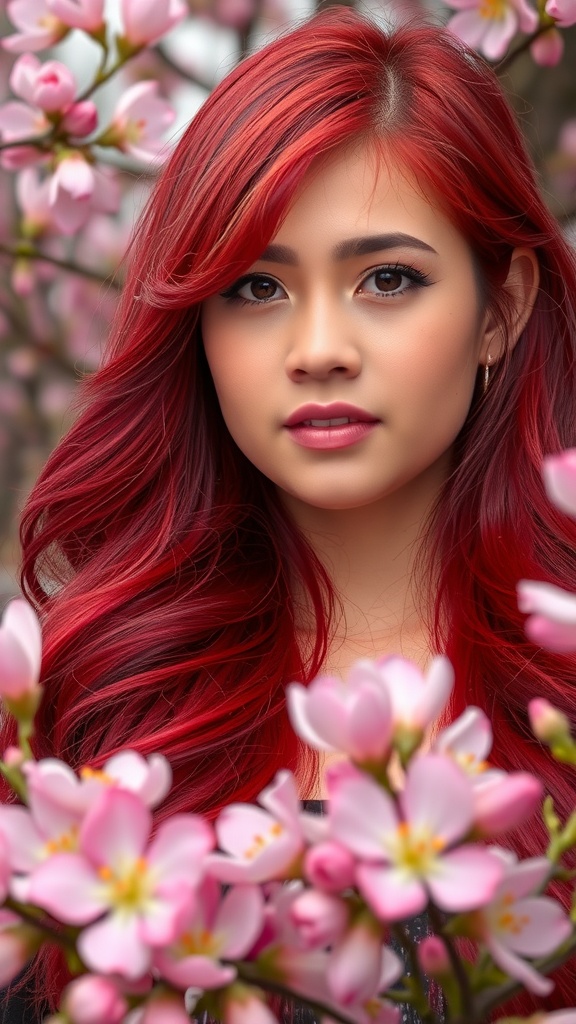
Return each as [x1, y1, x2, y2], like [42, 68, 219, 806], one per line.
[258, 233, 438, 265]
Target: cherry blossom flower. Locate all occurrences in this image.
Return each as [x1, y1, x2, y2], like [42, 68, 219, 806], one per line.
[26, 788, 214, 978]
[47, 0, 105, 32]
[530, 27, 564, 64]
[444, 0, 538, 61]
[517, 579, 576, 652]
[221, 984, 280, 1024]
[155, 876, 264, 990]
[3, 0, 70, 52]
[10, 53, 76, 113]
[473, 851, 572, 995]
[208, 771, 312, 883]
[471, 772, 543, 837]
[0, 910, 41, 987]
[0, 599, 42, 712]
[62, 975, 128, 1024]
[103, 82, 176, 164]
[432, 706, 503, 784]
[546, 0, 576, 23]
[528, 697, 571, 744]
[329, 755, 503, 921]
[0, 101, 49, 170]
[119, 0, 188, 47]
[542, 448, 576, 515]
[48, 155, 120, 234]
[287, 658, 392, 762]
[375, 655, 454, 755]
[288, 888, 350, 950]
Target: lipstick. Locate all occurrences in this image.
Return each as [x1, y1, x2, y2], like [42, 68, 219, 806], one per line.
[284, 403, 378, 450]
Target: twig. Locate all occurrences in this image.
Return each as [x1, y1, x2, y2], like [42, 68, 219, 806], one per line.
[235, 960, 357, 1024]
[0, 243, 122, 289]
[496, 23, 551, 73]
[427, 904, 477, 1024]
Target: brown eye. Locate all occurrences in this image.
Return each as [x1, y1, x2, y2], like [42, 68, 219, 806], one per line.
[250, 278, 278, 300]
[373, 269, 404, 293]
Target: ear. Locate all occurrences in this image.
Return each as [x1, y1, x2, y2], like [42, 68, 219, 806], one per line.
[479, 247, 540, 366]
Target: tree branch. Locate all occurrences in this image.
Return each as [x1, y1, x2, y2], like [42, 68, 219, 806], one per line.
[0, 243, 122, 289]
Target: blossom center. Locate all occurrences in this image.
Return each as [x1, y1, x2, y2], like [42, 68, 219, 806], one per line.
[80, 766, 114, 785]
[243, 822, 284, 860]
[478, 0, 507, 19]
[44, 825, 79, 856]
[389, 822, 445, 875]
[98, 857, 151, 911]
[495, 892, 531, 936]
[179, 927, 220, 958]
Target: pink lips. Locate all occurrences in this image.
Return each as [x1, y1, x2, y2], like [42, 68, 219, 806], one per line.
[284, 403, 379, 450]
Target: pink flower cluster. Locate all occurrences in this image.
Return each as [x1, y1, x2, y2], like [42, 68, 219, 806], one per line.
[518, 449, 576, 652]
[0, 598, 575, 1023]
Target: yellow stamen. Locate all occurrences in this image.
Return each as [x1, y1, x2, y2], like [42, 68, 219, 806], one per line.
[479, 0, 507, 19]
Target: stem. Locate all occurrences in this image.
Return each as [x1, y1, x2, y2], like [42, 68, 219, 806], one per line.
[0, 243, 122, 289]
[427, 905, 477, 1024]
[76, 48, 143, 104]
[0, 762, 27, 802]
[474, 930, 576, 1020]
[0, 133, 54, 153]
[4, 897, 78, 952]
[391, 923, 441, 1024]
[234, 961, 357, 1024]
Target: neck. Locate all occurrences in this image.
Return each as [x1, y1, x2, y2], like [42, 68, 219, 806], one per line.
[281, 458, 448, 672]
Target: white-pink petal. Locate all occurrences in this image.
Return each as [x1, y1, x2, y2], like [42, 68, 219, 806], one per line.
[81, 788, 151, 867]
[401, 755, 474, 845]
[485, 934, 554, 996]
[286, 683, 337, 751]
[501, 896, 572, 956]
[356, 863, 427, 921]
[147, 814, 214, 884]
[330, 774, 399, 859]
[27, 852, 106, 923]
[215, 883, 264, 957]
[79, 911, 151, 979]
[426, 846, 503, 912]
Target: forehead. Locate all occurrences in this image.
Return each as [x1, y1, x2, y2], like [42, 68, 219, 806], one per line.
[269, 140, 470, 261]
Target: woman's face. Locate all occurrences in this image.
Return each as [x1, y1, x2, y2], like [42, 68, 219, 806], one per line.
[202, 143, 493, 513]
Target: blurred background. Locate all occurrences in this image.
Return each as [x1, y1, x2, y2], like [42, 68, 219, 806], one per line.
[1, 0, 576, 600]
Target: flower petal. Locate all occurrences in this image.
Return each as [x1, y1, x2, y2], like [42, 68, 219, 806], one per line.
[356, 863, 427, 921]
[427, 846, 503, 911]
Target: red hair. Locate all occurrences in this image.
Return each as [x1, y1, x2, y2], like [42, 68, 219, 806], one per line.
[10, 10, 576, 1012]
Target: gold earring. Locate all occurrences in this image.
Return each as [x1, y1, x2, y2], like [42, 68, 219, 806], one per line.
[483, 355, 492, 395]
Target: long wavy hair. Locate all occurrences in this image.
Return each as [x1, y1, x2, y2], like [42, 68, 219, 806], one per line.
[8, 9, 576, 1012]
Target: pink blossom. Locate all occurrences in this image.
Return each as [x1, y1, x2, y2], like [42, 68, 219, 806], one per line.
[545, 0, 576, 23]
[105, 81, 175, 164]
[530, 27, 564, 64]
[79, 750, 172, 808]
[536, 1014, 576, 1023]
[304, 840, 357, 893]
[222, 985, 280, 1024]
[16, 167, 52, 235]
[155, 876, 264, 989]
[433, 706, 503, 784]
[48, 155, 120, 234]
[375, 655, 454, 753]
[329, 755, 503, 920]
[472, 772, 543, 837]
[517, 579, 576, 652]
[47, 0, 105, 32]
[119, 0, 188, 47]
[528, 697, 571, 744]
[475, 851, 572, 995]
[0, 598, 42, 710]
[207, 771, 307, 883]
[61, 100, 98, 137]
[444, 0, 538, 60]
[0, 910, 40, 987]
[3, 0, 69, 51]
[62, 975, 128, 1024]
[326, 915, 387, 1006]
[138, 995, 191, 1024]
[0, 101, 49, 169]
[416, 935, 451, 978]
[11, 53, 76, 113]
[288, 888, 349, 950]
[543, 449, 576, 514]
[26, 788, 214, 978]
[287, 659, 392, 762]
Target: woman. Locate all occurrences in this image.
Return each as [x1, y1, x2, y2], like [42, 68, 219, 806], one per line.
[5, 8, 576, 1017]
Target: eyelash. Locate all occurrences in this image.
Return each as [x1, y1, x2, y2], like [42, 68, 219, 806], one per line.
[220, 263, 431, 306]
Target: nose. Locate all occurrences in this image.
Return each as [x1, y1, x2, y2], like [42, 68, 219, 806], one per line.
[284, 295, 362, 382]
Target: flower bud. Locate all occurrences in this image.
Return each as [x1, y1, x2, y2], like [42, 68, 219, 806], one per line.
[528, 698, 571, 745]
[473, 773, 542, 837]
[61, 101, 98, 137]
[0, 599, 42, 720]
[417, 935, 451, 978]
[289, 888, 349, 949]
[304, 840, 356, 893]
[63, 975, 128, 1024]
